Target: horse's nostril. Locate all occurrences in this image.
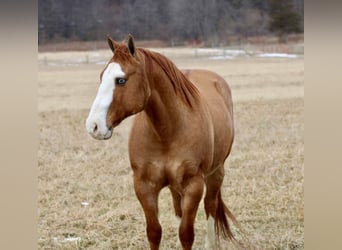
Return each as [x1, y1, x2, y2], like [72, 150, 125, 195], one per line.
[93, 124, 98, 133]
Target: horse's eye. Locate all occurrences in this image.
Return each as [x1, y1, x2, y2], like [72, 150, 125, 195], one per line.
[116, 78, 126, 85]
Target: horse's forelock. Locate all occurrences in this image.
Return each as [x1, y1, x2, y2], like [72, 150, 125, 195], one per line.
[112, 44, 133, 63]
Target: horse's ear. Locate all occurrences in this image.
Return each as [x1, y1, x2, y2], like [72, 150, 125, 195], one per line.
[107, 34, 116, 53]
[127, 34, 136, 57]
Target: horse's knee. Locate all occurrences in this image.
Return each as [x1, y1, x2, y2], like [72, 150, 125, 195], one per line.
[178, 176, 203, 249]
[147, 223, 162, 248]
[179, 222, 194, 249]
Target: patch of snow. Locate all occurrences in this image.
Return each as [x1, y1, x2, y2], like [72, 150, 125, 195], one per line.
[81, 201, 89, 207]
[197, 48, 222, 53]
[257, 53, 298, 58]
[52, 236, 81, 244]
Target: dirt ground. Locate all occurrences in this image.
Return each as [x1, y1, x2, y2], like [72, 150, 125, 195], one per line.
[38, 48, 304, 249]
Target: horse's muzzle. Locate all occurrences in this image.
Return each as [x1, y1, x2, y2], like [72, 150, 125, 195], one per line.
[86, 121, 113, 140]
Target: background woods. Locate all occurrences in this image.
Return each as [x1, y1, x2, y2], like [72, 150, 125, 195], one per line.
[38, 0, 303, 46]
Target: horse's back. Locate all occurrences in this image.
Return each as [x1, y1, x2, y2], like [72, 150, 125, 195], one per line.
[183, 69, 232, 110]
[183, 69, 234, 166]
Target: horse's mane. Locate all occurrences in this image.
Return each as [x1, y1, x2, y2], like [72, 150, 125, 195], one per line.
[138, 48, 200, 109]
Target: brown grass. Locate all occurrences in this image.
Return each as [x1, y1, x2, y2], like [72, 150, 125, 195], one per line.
[38, 48, 303, 249]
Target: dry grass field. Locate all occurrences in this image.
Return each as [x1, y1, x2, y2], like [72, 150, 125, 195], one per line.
[38, 47, 304, 249]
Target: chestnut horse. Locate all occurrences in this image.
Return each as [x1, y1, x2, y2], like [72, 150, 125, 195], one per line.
[86, 35, 238, 249]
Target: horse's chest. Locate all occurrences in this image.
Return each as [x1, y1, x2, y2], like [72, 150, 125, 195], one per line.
[129, 114, 214, 180]
[131, 155, 202, 191]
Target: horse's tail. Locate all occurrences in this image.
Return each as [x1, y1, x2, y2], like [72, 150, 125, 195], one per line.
[215, 190, 240, 242]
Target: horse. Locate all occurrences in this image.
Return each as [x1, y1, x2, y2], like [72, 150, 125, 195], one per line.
[86, 34, 238, 250]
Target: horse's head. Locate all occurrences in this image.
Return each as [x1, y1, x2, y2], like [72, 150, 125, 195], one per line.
[86, 35, 150, 140]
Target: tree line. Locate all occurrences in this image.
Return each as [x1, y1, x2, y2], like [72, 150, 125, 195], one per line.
[38, 0, 303, 45]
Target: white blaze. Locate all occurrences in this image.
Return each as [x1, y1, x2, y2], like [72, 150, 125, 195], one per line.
[86, 62, 125, 139]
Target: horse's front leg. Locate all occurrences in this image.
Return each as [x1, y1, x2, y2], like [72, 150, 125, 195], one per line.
[134, 173, 162, 250]
[179, 174, 204, 250]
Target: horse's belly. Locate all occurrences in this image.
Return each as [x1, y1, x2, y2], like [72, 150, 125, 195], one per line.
[184, 69, 234, 166]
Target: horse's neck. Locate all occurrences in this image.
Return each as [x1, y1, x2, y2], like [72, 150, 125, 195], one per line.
[143, 58, 192, 141]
